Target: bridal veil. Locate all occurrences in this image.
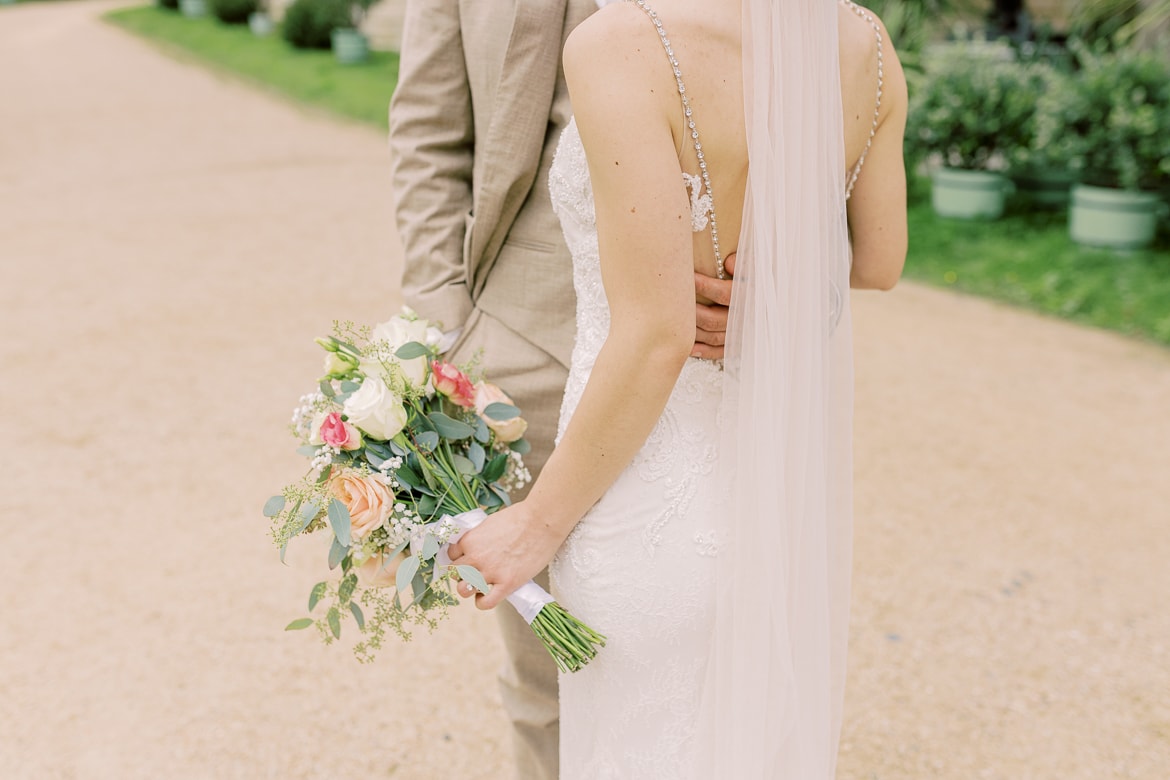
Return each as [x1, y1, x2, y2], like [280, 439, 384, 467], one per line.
[700, 0, 854, 777]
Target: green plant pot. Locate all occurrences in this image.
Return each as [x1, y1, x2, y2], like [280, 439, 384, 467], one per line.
[331, 28, 368, 65]
[931, 168, 1011, 220]
[1069, 184, 1163, 250]
[1011, 168, 1076, 209]
[180, 0, 206, 17]
[248, 10, 273, 36]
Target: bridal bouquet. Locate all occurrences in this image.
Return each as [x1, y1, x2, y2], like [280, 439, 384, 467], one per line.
[264, 308, 604, 671]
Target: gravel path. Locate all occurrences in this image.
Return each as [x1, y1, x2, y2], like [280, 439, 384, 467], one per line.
[2, 2, 1167, 778]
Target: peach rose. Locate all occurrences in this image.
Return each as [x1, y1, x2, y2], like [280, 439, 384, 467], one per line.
[431, 361, 476, 408]
[474, 382, 529, 443]
[356, 550, 406, 588]
[328, 471, 394, 539]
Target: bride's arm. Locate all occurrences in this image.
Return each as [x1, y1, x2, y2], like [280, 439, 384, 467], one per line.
[451, 11, 694, 609]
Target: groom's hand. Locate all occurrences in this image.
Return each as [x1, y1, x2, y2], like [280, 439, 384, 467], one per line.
[692, 251, 736, 360]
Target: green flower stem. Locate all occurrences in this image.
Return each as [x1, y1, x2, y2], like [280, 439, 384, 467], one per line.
[530, 604, 606, 674]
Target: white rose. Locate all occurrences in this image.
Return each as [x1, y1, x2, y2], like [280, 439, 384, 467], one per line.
[370, 315, 431, 391]
[343, 375, 408, 441]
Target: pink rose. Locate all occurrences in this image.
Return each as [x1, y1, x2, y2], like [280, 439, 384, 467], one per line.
[474, 382, 529, 443]
[328, 471, 394, 539]
[431, 361, 476, 408]
[356, 550, 406, 588]
[316, 412, 362, 451]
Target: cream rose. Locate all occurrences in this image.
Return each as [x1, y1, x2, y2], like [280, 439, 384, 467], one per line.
[342, 375, 408, 441]
[328, 471, 394, 540]
[474, 382, 529, 443]
[368, 314, 431, 390]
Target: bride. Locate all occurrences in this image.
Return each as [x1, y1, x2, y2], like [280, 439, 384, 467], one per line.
[447, 0, 907, 775]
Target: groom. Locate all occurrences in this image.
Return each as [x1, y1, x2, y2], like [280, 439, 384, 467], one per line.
[388, 1, 731, 778]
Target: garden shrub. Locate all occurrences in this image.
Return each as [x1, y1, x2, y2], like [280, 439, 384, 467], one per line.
[209, 0, 257, 24]
[282, 0, 349, 49]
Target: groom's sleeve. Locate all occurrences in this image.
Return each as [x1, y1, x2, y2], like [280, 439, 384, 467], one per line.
[388, 0, 475, 331]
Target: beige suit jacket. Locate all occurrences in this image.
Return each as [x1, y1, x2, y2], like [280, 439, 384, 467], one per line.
[389, 0, 598, 369]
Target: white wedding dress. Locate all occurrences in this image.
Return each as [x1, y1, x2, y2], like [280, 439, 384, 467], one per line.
[545, 107, 720, 776]
[546, 3, 879, 776]
[548, 108, 725, 778]
[545, 8, 727, 772]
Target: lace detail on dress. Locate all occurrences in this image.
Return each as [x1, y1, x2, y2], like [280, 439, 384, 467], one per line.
[682, 172, 713, 231]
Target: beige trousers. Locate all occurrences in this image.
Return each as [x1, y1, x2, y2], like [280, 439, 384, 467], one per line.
[449, 308, 566, 780]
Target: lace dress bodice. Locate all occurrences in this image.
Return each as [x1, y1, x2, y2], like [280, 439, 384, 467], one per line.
[548, 118, 724, 446]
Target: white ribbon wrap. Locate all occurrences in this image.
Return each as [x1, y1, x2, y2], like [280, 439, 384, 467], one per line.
[433, 509, 555, 625]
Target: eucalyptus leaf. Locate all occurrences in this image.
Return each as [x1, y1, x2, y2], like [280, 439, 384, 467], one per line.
[300, 498, 321, 522]
[395, 465, 424, 489]
[509, 438, 531, 455]
[328, 537, 347, 570]
[467, 442, 486, 472]
[388, 539, 410, 559]
[327, 607, 341, 639]
[411, 571, 428, 601]
[430, 412, 475, 440]
[279, 540, 289, 564]
[420, 533, 440, 561]
[338, 573, 357, 603]
[492, 485, 512, 506]
[482, 453, 508, 483]
[349, 602, 365, 630]
[285, 618, 313, 631]
[396, 555, 421, 596]
[262, 496, 286, 517]
[456, 565, 490, 594]
[394, 341, 430, 360]
[453, 454, 477, 476]
[388, 439, 407, 457]
[474, 417, 491, 444]
[296, 445, 320, 458]
[340, 380, 361, 393]
[478, 488, 504, 509]
[309, 581, 327, 612]
[416, 431, 440, 451]
[327, 498, 352, 547]
[483, 402, 521, 421]
[334, 392, 352, 405]
[315, 465, 332, 484]
[414, 495, 438, 516]
[365, 441, 393, 459]
[318, 379, 336, 398]
[365, 452, 385, 470]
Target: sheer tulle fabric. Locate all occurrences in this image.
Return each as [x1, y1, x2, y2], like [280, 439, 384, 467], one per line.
[697, 1, 854, 777]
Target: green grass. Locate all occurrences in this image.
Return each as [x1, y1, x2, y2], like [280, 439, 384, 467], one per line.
[904, 190, 1170, 346]
[105, 5, 398, 129]
[104, 5, 1170, 348]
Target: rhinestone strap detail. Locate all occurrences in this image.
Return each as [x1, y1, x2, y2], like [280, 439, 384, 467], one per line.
[841, 0, 884, 201]
[628, 0, 725, 279]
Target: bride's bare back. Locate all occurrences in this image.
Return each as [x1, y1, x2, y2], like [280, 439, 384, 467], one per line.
[566, 0, 907, 293]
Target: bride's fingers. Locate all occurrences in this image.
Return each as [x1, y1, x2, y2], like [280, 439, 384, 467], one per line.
[447, 541, 464, 561]
[456, 580, 477, 599]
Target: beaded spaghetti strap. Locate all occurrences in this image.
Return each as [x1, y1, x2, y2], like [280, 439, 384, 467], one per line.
[841, 0, 885, 201]
[628, 0, 726, 280]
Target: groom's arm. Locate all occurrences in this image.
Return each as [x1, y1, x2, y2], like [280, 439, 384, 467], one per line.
[388, 0, 475, 331]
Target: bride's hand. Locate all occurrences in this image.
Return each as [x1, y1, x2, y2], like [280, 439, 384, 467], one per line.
[446, 501, 564, 611]
[692, 251, 736, 360]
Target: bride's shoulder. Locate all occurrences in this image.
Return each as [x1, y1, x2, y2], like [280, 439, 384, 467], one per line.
[563, 2, 660, 75]
[563, 3, 677, 109]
